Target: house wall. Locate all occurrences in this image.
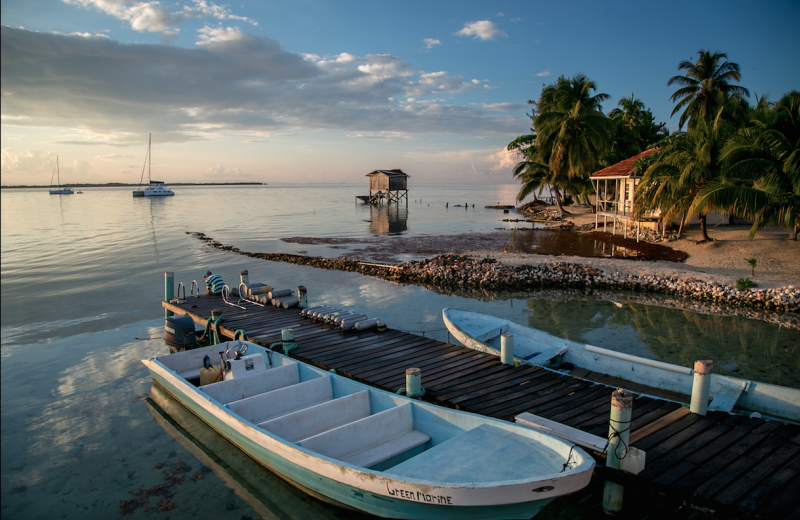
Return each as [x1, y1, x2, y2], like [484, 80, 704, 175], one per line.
[369, 175, 389, 191]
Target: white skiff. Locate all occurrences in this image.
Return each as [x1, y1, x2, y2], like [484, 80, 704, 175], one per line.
[143, 341, 595, 519]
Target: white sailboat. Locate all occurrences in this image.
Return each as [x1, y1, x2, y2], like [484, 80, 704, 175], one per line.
[133, 134, 174, 197]
[48, 156, 74, 195]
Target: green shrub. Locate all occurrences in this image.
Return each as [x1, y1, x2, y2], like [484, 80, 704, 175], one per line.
[736, 278, 758, 290]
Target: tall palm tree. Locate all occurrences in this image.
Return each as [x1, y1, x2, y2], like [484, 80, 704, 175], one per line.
[609, 93, 646, 130]
[668, 50, 749, 130]
[636, 118, 731, 241]
[698, 91, 800, 239]
[534, 75, 614, 210]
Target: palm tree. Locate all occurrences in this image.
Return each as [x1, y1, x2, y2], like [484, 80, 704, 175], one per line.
[609, 93, 646, 130]
[668, 50, 749, 130]
[534, 75, 614, 213]
[636, 117, 731, 241]
[698, 91, 800, 239]
[510, 141, 572, 212]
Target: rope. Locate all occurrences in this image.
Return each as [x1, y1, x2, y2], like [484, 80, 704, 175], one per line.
[199, 316, 225, 345]
[601, 418, 632, 461]
[561, 445, 578, 473]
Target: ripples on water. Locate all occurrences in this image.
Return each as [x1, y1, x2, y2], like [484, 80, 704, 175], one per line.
[1, 185, 797, 519]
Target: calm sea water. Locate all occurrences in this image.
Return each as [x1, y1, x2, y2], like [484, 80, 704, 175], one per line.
[2, 185, 798, 519]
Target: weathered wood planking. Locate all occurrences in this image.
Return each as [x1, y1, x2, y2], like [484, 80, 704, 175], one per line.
[162, 296, 800, 519]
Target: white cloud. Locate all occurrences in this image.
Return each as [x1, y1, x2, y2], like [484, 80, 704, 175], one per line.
[423, 38, 440, 50]
[510, 17, 521, 22]
[196, 25, 244, 45]
[536, 70, 551, 76]
[480, 103, 527, 112]
[1, 27, 524, 148]
[202, 163, 248, 177]
[95, 154, 134, 160]
[483, 147, 518, 173]
[455, 20, 506, 41]
[62, 0, 255, 34]
[496, 12, 504, 17]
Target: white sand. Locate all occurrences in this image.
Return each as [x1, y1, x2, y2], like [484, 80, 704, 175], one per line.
[470, 207, 799, 290]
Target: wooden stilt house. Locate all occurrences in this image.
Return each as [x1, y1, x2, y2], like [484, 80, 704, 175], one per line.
[361, 169, 409, 205]
[591, 149, 660, 241]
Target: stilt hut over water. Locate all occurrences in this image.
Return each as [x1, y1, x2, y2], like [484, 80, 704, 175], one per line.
[359, 169, 409, 205]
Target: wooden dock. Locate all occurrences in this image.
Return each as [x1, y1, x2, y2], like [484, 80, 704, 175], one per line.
[162, 296, 800, 519]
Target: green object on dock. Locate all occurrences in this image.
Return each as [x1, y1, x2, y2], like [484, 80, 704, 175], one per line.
[233, 329, 246, 341]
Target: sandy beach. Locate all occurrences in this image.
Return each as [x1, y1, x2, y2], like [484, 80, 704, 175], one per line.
[471, 207, 799, 290]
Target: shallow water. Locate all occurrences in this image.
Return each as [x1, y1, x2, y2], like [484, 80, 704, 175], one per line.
[1, 185, 797, 519]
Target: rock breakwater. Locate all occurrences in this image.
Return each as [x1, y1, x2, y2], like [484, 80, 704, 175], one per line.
[188, 232, 799, 314]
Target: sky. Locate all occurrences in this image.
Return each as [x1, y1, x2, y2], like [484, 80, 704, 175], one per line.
[1, 0, 799, 186]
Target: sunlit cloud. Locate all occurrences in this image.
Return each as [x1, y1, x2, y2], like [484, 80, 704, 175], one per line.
[455, 20, 506, 41]
[536, 70, 551, 76]
[423, 38, 440, 50]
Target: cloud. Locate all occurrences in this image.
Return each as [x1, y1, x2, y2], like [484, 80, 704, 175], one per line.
[201, 163, 248, 177]
[479, 103, 528, 112]
[536, 70, 551, 76]
[95, 154, 134, 160]
[1, 27, 524, 147]
[510, 17, 521, 23]
[455, 21, 506, 41]
[423, 38, 440, 50]
[496, 12, 504, 17]
[62, 0, 255, 34]
[483, 147, 518, 173]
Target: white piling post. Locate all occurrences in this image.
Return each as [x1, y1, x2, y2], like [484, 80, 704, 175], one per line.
[297, 285, 308, 308]
[690, 360, 714, 416]
[240, 270, 249, 286]
[165, 272, 174, 318]
[603, 388, 633, 515]
[406, 368, 422, 397]
[501, 334, 514, 365]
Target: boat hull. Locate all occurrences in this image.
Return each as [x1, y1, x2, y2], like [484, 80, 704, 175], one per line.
[147, 370, 556, 519]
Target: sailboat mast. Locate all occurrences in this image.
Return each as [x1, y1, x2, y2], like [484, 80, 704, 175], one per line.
[148, 133, 151, 183]
[57, 155, 60, 187]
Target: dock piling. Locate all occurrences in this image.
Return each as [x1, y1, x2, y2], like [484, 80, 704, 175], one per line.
[405, 368, 423, 397]
[501, 334, 514, 365]
[297, 286, 308, 308]
[164, 272, 174, 317]
[690, 360, 714, 415]
[603, 388, 633, 515]
[239, 270, 249, 286]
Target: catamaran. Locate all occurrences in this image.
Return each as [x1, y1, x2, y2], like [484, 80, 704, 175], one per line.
[133, 134, 174, 197]
[48, 156, 74, 195]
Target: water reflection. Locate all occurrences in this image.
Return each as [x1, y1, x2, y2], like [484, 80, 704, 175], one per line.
[146, 383, 374, 520]
[367, 204, 408, 235]
[524, 298, 800, 388]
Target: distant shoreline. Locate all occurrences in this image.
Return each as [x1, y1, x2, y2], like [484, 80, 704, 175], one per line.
[0, 182, 266, 189]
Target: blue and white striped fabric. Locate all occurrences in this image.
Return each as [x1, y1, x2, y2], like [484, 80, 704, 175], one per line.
[205, 273, 224, 294]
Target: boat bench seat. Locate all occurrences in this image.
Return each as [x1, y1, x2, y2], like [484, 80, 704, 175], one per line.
[203, 364, 298, 404]
[179, 368, 203, 380]
[298, 402, 430, 469]
[260, 391, 370, 443]
[228, 375, 331, 424]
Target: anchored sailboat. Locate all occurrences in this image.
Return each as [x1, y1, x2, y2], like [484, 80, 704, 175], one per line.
[133, 134, 174, 197]
[48, 156, 74, 195]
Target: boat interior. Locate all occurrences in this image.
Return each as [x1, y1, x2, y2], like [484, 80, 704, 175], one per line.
[154, 342, 581, 482]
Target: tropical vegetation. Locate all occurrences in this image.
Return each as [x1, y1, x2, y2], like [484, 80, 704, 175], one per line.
[508, 49, 799, 241]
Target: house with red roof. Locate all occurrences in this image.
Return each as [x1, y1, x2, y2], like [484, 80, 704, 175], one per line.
[590, 148, 660, 240]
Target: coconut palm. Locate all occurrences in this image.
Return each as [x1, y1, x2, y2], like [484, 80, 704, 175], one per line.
[609, 93, 646, 130]
[511, 143, 570, 212]
[636, 117, 732, 241]
[668, 50, 749, 130]
[697, 91, 800, 239]
[534, 75, 615, 198]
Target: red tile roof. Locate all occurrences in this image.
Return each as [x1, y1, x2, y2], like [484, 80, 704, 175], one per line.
[590, 148, 659, 178]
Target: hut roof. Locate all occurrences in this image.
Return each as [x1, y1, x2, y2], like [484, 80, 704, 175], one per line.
[366, 169, 411, 177]
[590, 148, 658, 179]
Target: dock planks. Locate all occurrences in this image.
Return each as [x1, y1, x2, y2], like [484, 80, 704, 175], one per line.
[163, 296, 800, 519]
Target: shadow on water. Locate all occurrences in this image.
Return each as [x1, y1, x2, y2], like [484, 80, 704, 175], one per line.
[512, 230, 687, 262]
[366, 204, 408, 236]
[146, 383, 369, 520]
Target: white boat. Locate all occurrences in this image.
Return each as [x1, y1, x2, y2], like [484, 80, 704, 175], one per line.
[443, 308, 800, 424]
[142, 341, 594, 519]
[48, 156, 74, 195]
[133, 134, 174, 197]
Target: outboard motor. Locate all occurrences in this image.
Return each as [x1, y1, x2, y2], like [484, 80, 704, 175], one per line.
[165, 314, 198, 351]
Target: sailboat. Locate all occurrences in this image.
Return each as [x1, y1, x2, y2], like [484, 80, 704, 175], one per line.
[48, 156, 74, 195]
[132, 134, 174, 197]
